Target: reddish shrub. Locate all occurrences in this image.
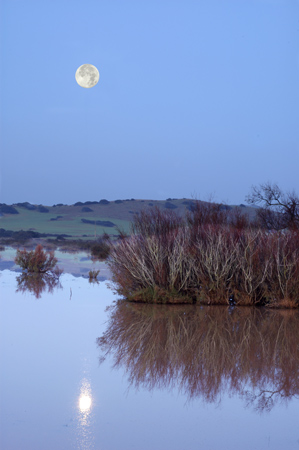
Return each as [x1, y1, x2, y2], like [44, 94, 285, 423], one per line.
[108, 207, 299, 307]
[15, 244, 59, 273]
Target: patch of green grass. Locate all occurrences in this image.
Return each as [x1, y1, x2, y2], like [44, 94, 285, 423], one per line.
[0, 208, 130, 238]
[0, 209, 61, 232]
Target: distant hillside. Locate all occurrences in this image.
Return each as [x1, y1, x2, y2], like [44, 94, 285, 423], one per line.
[0, 198, 257, 245]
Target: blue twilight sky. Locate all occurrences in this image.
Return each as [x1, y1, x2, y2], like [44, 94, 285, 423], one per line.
[0, 0, 298, 206]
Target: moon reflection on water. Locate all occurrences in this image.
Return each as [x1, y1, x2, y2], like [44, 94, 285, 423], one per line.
[79, 394, 92, 412]
[77, 378, 94, 449]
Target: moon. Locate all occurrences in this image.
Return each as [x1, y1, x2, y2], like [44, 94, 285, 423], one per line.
[75, 64, 100, 88]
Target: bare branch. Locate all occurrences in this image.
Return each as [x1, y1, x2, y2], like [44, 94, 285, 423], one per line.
[246, 182, 299, 231]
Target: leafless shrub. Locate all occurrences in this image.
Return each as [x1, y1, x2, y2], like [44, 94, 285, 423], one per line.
[246, 182, 299, 231]
[268, 231, 299, 306]
[230, 230, 272, 304]
[188, 225, 239, 304]
[228, 206, 251, 231]
[132, 206, 184, 237]
[108, 204, 299, 307]
[186, 200, 228, 227]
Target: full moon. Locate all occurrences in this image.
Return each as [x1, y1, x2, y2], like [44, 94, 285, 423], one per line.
[75, 64, 100, 88]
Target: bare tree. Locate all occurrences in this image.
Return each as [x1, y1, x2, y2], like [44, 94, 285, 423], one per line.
[246, 182, 299, 231]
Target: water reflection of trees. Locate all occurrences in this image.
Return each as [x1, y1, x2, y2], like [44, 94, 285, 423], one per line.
[16, 272, 62, 299]
[97, 303, 299, 412]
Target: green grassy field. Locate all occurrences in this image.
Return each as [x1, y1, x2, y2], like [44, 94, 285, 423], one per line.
[0, 208, 131, 237]
[0, 198, 257, 241]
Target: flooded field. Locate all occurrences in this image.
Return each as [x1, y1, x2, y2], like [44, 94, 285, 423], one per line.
[1, 265, 299, 449]
[0, 246, 111, 279]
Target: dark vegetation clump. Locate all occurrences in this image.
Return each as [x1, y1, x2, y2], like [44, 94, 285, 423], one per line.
[81, 206, 93, 212]
[91, 233, 111, 260]
[0, 204, 19, 214]
[74, 201, 98, 206]
[55, 235, 66, 240]
[114, 200, 123, 204]
[0, 229, 71, 245]
[15, 202, 37, 210]
[164, 202, 178, 209]
[219, 204, 232, 211]
[81, 218, 115, 227]
[15, 244, 60, 274]
[99, 199, 110, 205]
[0, 229, 43, 242]
[55, 236, 115, 253]
[108, 186, 299, 307]
[37, 205, 49, 213]
[50, 216, 63, 221]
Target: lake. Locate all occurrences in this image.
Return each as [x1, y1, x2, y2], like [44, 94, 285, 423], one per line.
[1, 262, 299, 449]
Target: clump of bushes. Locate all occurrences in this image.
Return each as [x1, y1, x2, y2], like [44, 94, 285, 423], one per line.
[37, 205, 49, 213]
[81, 218, 116, 227]
[15, 202, 37, 210]
[164, 202, 178, 209]
[108, 204, 299, 307]
[50, 216, 63, 221]
[0, 204, 19, 214]
[91, 234, 111, 260]
[15, 244, 60, 274]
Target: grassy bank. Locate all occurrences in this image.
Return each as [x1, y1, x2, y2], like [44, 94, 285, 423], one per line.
[108, 204, 299, 307]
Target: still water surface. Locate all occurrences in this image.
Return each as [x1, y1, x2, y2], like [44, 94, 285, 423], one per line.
[1, 269, 299, 450]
